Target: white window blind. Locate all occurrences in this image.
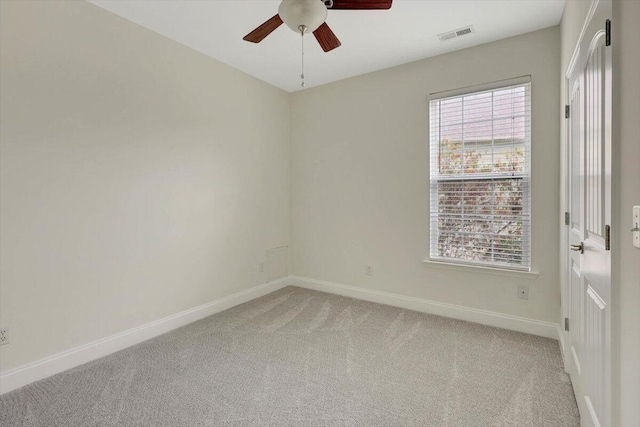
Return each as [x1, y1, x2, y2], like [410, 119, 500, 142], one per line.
[429, 78, 531, 270]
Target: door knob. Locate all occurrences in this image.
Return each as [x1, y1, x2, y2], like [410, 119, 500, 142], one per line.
[570, 242, 584, 254]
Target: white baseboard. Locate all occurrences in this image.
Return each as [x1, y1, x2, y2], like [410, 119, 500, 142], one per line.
[0, 277, 289, 395]
[290, 276, 559, 340]
[2, 275, 561, 395]
[557, 324, 567, 361]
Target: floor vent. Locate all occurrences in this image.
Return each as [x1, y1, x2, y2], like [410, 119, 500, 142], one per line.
[438, 25, 475, 42]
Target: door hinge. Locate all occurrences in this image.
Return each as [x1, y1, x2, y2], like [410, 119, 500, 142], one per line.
[565, 105, 570, 119]
[605, 19, 611, 46]
[605, 224, 611, 250]
[565, 212, 570, 225]
[564, 317, 570, 332]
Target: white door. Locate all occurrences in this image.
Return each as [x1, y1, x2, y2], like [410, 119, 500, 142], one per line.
[564, 0, 612, 426]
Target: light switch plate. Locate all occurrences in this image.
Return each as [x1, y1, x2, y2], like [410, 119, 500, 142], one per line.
[633, 206, 640, 249]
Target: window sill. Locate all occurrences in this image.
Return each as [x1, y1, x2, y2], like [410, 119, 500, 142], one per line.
[422, 259, 539, 280]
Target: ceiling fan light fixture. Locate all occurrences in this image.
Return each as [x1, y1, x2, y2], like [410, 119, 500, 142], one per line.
[278, 0, 328, 34]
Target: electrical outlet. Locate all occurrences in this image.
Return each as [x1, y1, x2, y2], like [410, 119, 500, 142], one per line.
[0, 327, 9, 346]
[518, 285, 529, 300]
[365, 265, 373, 276]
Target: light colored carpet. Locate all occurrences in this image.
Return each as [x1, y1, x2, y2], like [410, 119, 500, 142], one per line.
[0, 286, 579, 426]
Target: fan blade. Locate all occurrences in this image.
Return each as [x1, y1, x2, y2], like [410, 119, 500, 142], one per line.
[243, 15, 283, 43]
[313, 23, 342, 52]
[327, 0, 392, 10]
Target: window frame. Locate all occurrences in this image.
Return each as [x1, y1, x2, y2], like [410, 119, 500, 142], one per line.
[428, 76, 532, 272]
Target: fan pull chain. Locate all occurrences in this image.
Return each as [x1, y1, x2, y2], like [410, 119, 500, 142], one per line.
[299, 25, 306, 88]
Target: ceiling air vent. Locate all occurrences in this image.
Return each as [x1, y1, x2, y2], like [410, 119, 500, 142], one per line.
[438, 25, 475, 42]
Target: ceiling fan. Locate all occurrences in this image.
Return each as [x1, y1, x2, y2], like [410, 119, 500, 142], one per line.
[243, 0, 393, 53]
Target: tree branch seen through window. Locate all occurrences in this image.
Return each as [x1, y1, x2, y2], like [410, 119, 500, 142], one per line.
[429, 81, 531, 270]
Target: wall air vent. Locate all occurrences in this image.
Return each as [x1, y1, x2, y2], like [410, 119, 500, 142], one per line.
[438, 25, 475, 42]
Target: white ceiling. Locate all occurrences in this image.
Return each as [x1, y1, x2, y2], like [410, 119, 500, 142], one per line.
[88, 0, 566, 92]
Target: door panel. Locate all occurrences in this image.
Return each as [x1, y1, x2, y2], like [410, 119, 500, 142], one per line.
[581, 31, 611, 427]
[585, 42, 604, 239]
[584, 282, 607, 426]
[570, 261, 583, 374]
[564, 0, 612, 426]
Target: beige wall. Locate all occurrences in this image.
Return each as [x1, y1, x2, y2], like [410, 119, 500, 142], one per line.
[291, 27, 561, 323]
[612, 1, 640, 425]
[560, 0, 640, 424]
[0, 1, 290, 372]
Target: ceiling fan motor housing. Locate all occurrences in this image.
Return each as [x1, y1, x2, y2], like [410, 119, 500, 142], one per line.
[278, 0, 328, 33]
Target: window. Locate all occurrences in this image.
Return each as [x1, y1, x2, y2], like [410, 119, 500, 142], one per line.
[429, 77, 531, 270]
